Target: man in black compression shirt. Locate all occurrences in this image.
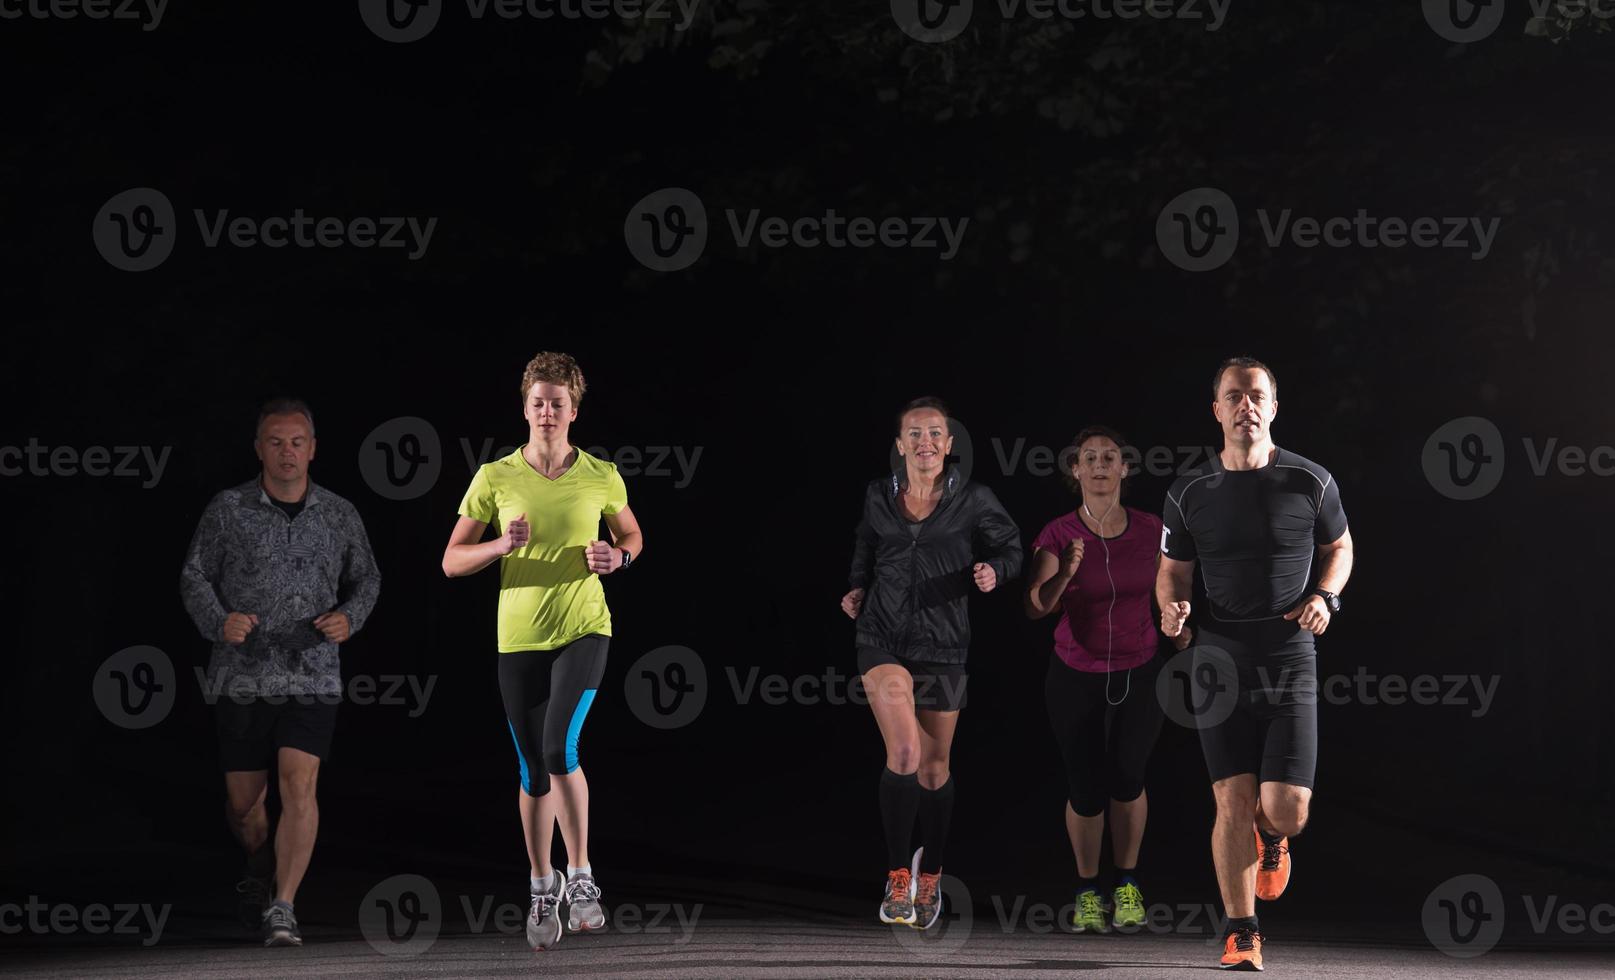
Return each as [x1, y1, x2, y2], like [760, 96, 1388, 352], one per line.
[1155, 357, 1354, 972]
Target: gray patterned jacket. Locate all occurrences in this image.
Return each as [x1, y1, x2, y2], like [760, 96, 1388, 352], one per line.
[180, 478, 381, 697]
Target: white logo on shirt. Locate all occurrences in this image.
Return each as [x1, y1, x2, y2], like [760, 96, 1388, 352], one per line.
[1161, 526, 1171, 553]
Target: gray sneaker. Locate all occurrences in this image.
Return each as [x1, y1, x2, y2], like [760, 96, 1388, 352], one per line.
[527, 875, 564, 950]
[565, 873, 606, 933]
[262, 902, 301, 947]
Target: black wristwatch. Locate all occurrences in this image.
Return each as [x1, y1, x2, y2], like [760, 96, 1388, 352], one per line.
[1312, 589, 1341, 614]
[619, 548, 633, 570]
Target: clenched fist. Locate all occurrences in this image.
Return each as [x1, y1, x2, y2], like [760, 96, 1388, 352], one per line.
[314, 610, 351, 643]
[841, 588, 865, 619]
[1161, 600, 1191, 637]
[1059, 539, 1085, 578]
[585, 540, 621, 575]
[973, 562, 998, 593]
[1283, 595, 1330, 635]
[222, 612, 259, 645]
[500, 512, 530, 555]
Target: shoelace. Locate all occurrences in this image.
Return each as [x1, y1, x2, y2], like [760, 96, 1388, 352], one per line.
[886, 868, 912, 903]
[265, 905, 295, 930]
[1230, 928, 1262, 952]
[1259, 837, 1287, 871]
[530, 891, 561, 921]
[1079, 891, 1105, 919]
[566, 877, 602, 903]
[914, 874, 940, 906]
[1115, 884, 1144, 912]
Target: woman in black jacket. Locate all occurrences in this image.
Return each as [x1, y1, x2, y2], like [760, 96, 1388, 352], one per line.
[841, 396, 1023, 931]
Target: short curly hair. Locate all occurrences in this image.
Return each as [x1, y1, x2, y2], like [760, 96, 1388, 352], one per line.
[520, 351, 587, 407]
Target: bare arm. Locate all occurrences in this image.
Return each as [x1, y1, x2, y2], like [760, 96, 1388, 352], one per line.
[442, 516, 515, 578]
[1315, 527, 1353, 594]
[1024, 547, 1075, 619]
[604, 505, 644, 566]
[1156, 554, 1195, 637]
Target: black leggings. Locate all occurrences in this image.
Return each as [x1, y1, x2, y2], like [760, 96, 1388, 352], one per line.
[497, 634, 609, 797]
[1044, 651, 1165, 818]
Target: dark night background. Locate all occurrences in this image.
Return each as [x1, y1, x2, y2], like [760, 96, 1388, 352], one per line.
[2, 0, 1612, 966]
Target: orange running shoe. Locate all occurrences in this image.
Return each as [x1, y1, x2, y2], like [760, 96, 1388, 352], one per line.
[912, 872, 943, 930]
[1219, 927, 1264, 970]
[879, 868, 914, 925]
[1254, 826, 1290, 901]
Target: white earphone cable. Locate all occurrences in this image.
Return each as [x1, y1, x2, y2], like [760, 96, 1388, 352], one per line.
[1083, 496, 1130, 706]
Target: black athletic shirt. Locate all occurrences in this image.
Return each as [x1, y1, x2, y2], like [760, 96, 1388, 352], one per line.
[1160, 447, 1347, 623]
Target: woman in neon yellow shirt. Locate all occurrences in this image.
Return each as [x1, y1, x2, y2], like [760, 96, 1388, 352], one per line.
[442, 351, 643, 952]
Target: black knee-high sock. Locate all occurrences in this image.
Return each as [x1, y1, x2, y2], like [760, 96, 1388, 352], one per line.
[917, 776, 955, 875]
[879, 769, 921, 870]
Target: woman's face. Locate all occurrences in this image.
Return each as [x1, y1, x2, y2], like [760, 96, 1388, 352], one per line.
[524, 382, 577, 440]
[895, 408, 952, 474]
[1071, 436, 1127, 498]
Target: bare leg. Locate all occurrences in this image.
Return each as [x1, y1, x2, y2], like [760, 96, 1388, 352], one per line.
[1257, 782, 1311, 838]
[519, 785, 560, 879]
[224, 770, 271, 860]
[1211, 774, 1258, 919]
[552, 769, 591, 870]
[273, 748, 321, 905]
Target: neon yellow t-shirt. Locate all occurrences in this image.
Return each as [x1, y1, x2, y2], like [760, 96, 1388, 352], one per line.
[458, 447, 628, 652]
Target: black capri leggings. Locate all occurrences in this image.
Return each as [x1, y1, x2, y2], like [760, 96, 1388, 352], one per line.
[498, 634, 609, 797]
[1044, 650, 1166, 818]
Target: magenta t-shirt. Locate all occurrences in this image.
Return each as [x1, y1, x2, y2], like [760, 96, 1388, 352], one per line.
[1031, 506, 1163, 673]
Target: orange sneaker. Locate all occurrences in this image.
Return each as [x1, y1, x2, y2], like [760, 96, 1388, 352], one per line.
[912, 872, 943, 930]
[1219, 927, 1264, 970]
[1254, 826, 1290, 901]
[879, 868, 914, 925]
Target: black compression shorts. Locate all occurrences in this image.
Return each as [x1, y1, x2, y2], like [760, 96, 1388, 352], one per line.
[1193, 620, 1318, 789]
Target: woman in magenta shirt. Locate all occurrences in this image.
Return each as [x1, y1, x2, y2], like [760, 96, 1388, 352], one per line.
[1025, 425, 1191, 933]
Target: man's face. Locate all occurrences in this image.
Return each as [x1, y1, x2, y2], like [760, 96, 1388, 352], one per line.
[256, 413, 315, 482]
[1213, 367, 1277, 447]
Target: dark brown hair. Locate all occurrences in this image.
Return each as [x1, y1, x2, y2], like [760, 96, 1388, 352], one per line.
[1060, 424, 1130, 496]
[895, 396, 950, 436]
[1212, 356, 1278, 401]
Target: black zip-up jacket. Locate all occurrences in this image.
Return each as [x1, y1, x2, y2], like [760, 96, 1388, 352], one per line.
[849, 467, 1024, 665]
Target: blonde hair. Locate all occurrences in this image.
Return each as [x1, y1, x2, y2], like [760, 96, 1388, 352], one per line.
[520, 351, 587, 407]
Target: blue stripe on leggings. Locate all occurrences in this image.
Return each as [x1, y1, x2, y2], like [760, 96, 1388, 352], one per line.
[507, 719, 533, 794]
[564, 689, 598, 773]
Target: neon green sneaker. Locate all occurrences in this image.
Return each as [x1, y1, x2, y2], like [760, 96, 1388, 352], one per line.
[1072, 888, 1110, 933]
[1111, 880, 1146, 929]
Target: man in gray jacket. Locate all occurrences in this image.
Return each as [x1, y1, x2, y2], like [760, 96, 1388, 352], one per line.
[180, 397, 381, 947]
